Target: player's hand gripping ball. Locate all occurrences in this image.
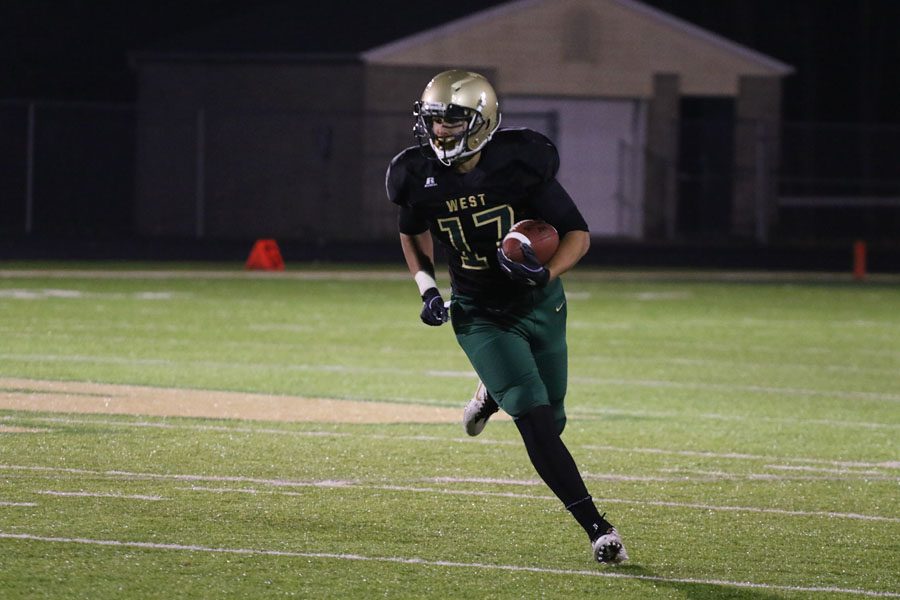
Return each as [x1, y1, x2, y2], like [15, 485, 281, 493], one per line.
[501, 219, 559, 264]
[497, 219, 558, 287]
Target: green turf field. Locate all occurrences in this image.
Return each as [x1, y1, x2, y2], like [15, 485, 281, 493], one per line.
[0, 264, 898, 599]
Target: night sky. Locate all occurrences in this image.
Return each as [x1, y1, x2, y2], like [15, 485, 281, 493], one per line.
[2, 0, 899, 124]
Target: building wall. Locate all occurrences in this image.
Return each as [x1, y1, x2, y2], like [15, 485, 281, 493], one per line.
[362, 0, 790, 241]
[733, 75, 783, 242]
[643, 73, 680, 239]
[503, 96, 646, 237]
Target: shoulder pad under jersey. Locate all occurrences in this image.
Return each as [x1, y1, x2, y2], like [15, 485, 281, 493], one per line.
[385, 146, 424, 206]
[485, 128, 560, 182]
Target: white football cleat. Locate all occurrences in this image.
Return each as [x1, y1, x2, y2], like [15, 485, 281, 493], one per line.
[591, 527, 628, 565]
[463, 380, 499, 436]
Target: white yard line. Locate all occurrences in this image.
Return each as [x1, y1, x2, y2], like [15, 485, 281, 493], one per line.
[1, 464, 360, 489]
[596, 497, 900, 523]
[0, 501, 37, 507]
[5, 322, 897, 365]
[3, 267, 900, 284]
[578, 408, 898, 430]
[3, 465, 897, 523]
[762, 464, 890, 476]
[599, 337, 900, 361]
[2, 328, 896, 377]
[0, 532, 896, 597]
[5, 414, 898, 466]
[570, 375, 900, 402]
[579, 444, 900, 469]
[0, 270, 411, 280]
[3, 353, 898, 402]
[180, 482, 900, 524]
[2, 415, 361, 437]
[36, 490, 165, 501]
[574, 353, 900, 377]
[659, 468, 900, 482]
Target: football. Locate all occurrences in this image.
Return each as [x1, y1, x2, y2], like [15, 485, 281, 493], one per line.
[501, 219, 559, 265]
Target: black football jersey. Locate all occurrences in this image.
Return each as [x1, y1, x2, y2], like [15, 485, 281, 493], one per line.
[387, 128, 588, 305]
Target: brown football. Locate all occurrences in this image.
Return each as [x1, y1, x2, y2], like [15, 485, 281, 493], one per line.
[501, 219, 560, 265]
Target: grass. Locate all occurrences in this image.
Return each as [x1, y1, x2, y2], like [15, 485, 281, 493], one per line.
[0, 262, 898, 599]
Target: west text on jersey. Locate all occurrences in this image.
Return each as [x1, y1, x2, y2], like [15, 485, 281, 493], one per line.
[446, 194, 487, 213]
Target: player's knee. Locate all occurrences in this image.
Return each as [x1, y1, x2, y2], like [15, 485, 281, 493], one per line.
[555, 414, 567, 435]
[501, 380, 549, 417]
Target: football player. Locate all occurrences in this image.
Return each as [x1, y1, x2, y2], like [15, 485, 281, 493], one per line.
[386, 70, 628, 564]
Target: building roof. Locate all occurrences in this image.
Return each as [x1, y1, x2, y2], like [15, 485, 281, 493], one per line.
[364, 0, 792, 75]
[132, 0, 791, 97]
[135, 0, 789, 71]
[134, 0, 510, 59]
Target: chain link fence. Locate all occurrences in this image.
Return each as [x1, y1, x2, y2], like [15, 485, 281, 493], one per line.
[2, 99, 898, 244]
[0, 100, 135, 238]
[777, 122, 900, 241]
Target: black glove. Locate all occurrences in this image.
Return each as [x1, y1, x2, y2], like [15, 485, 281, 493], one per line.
[497, 244, 550, 287]
[420, 287, 449, 326]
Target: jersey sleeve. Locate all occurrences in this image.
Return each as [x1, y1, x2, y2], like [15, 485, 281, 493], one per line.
[515, 130, 588, 235]
[531, 179, 589, 235]
[398, 204, 429, 235]
[517, 130, 561, 183]
[386, 152, 429, 235]
[385, 152, 408, 207]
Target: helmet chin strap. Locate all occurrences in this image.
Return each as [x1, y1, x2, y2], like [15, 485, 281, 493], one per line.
[430, 133, 470, 166]
[428, 108, 486, 166]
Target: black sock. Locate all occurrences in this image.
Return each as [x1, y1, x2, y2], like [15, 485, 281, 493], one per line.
[515, 405, 608, 540]
[567, 496, 613, 541]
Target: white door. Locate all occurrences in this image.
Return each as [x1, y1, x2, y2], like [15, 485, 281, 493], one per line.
[503, 97, 646, 238]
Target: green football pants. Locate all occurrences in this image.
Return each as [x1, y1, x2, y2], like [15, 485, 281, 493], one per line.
[451, 278, 569, 433]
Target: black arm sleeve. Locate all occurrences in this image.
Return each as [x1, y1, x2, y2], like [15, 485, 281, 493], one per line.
[531, 179, 589, 236]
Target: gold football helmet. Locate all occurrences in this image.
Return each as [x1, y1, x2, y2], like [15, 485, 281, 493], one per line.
[413, 70, 501, 166]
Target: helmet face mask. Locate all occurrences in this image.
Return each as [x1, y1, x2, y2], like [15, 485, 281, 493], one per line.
[413, 70, 501, 166]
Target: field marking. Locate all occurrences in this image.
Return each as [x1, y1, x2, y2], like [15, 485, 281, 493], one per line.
[5, 318, 898, 365]
[182, 484, 559, 503]
[579, 444, 900, 469]
[0, 532, 896, 597]
[573, 352, 900, 377]
[570, 375, 900, 403]
[579, 409, 898, 430]
[19, 406, 897, 431]
[596, 497, 900, 523]
[3, 465, 897, 523]
[0, 289, 179, 301]
[5, 268, 899, 282]
[0, 270, 413, 281]
[660, 468, 900, 482]
[5, 327, 897, 378]
[179, 482, 900, 524]
[3, 355, 899, 403]
[598, 337, 900, 362]
[0, 377, 463, 424]
[763, 464, 893, 476]
[0, 425, 49, 433]
[1, 464, 361, 489]
[36, 490, 165, 501]
[4, 414, 898, 468]
[0, 415, 362, 437]
[1, 501, 37, 507]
